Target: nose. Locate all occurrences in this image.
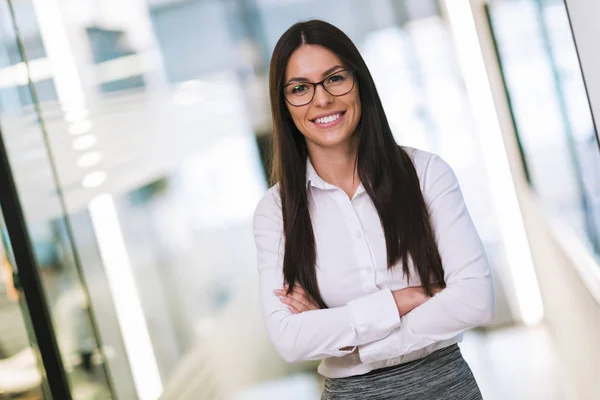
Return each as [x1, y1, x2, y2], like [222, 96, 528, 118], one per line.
[312, 83, 334, 107]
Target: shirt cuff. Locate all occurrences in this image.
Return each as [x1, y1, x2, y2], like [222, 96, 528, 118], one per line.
[359, 326, 403, 364]
[331, 346, 357, 358]
[358, 319, 435, 364]
[347, 289, 401, 342]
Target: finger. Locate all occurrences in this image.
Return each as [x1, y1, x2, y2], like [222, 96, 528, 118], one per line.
[283, 284, 308, 294]
[293, 287, 317, 303]
[279, 295, 309, 312]
[279, 295, 306, 312]
[288, 286, 319, 309]
[274, 287, 296, 297]
[286, 292, 313, 310]
[283, 284, 308, 295]
[275, 283, 297, 295]
[281, 285, 319, 310]
[290, 285, 307, 295]
[279, 286, 312, 308]
[287, 305, 300, 314]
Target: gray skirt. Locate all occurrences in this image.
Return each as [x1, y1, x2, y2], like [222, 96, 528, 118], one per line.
[321, 344, 482, 400]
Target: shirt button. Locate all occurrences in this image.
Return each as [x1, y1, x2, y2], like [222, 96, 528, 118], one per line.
[356, 230, 363, 239]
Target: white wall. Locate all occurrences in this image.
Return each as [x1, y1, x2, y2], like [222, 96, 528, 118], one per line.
[519, 192, 600, 400]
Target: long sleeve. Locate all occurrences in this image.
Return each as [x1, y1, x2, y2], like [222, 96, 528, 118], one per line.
[253, 187, 401, 363]
[358, 155, 495, 364]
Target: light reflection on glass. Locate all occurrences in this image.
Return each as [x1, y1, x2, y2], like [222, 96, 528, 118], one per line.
[77, 151, 103, 168]
[81, 171, 107, 188]
[71, 134, 98, 150]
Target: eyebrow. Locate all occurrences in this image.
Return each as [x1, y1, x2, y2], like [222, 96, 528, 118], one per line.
[286, 65, 345, 85]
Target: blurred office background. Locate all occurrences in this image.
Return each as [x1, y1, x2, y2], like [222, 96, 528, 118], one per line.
[0, 0, 598, 399]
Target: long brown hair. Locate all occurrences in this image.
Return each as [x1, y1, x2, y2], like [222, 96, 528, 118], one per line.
[269, 20, 445, 308]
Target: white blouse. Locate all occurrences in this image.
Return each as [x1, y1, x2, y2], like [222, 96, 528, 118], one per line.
[252, 147, 494, 378]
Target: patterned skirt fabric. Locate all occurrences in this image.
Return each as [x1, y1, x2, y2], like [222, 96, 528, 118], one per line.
[321, 344, 483, 400]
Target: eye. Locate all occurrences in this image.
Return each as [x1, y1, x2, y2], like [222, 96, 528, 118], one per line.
[327, 73, 346, 84]
[291, 84, 309, 94]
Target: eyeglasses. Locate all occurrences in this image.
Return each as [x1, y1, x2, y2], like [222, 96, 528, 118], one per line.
[282, 69, 355, 107]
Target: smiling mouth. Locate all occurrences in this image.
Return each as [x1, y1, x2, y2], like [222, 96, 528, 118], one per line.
[311, 111, 346, 125]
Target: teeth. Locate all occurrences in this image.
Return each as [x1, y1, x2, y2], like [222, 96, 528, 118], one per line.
[315, 113, 341, 124]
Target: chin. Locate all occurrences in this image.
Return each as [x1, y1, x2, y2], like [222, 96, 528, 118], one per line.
[315, 133, 353, 149]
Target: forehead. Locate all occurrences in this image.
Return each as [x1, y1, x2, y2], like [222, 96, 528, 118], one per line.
[285, 44, 343, 81]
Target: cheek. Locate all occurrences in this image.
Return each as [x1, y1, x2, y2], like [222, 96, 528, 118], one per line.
[288, 107, 309, 129]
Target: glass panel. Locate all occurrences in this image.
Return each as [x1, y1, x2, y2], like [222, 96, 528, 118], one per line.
[539, 0, 600, 255]
[0, 0, 114, 398]
[488, 0, 600, 257]
[0, 213, 49, 399]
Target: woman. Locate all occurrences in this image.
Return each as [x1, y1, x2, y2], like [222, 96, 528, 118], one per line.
[253, 19, 494, 399]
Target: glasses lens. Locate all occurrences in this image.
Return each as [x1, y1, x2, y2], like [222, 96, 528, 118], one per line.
[324, 70, 353, 96]
[284, 83, 314, 106]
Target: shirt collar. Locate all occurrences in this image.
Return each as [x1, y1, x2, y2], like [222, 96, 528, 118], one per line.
[306, 157, 330, 190]
[305, 157, 366, 198]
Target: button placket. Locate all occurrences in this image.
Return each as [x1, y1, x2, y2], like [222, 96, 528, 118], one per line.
[353, 199, 382, 291]
[374, 270, 385, 286]
[334, 191, 376, 290]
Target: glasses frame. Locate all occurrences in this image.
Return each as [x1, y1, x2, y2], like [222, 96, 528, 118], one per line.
[282, 69, 355, 107]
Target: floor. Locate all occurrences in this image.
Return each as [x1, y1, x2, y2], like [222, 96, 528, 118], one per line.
[461, 325, 571, 400]
[235, 324, 572, 400]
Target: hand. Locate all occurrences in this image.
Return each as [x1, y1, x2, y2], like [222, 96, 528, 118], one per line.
[274, 284, 319, 314]
[392, 285, 443, 317]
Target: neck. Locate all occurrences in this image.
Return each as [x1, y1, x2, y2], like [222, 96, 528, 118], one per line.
[307, 139, 360, 197]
